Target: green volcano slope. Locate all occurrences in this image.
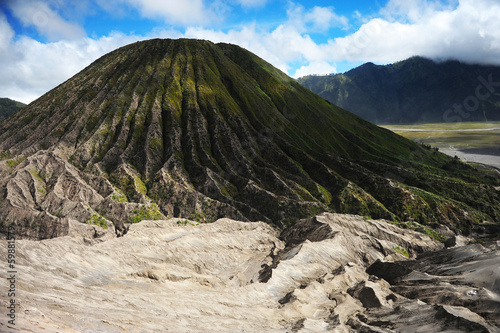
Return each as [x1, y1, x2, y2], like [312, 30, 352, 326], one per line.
[0, 39, 498, 238]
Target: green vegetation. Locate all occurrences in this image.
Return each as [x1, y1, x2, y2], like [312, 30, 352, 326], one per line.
[127, 204, 163, 223]
[85, 214, 108, 229]
[187, 201, 218, 224]
[385, 122, 500, 131]
[6, 156, 25, 169]
[1, 39, 499, 233]
[394, 219, 446, 242]
[383, 122, 500, 152]
[188, 210, 208, 223]
[394, 246, 410, 258]
[109, 172, 148, 202]
[53, 208, 63, 218]
[36, 185, 47, 197]
[0, 98, 25, 121]
[149, 137, 163, 151]
[177, 219, 196, 226]
[29, 169, 46, 182]
[134, 175, 147, 196]
[0, 151, 12, 161]
[111, 189, 128, 203]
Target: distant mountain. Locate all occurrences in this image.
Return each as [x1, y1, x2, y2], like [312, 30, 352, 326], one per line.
[0, 39, 499, 240]
[298, 57, 500, 124]
[0, 97, 25, 121]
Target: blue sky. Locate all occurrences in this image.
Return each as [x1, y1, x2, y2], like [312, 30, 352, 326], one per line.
[1, 0, 500, 103]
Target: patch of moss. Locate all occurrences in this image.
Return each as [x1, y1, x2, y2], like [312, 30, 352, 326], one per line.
[149, 137, 163, 151]
[188, 210, 207, 223]
[177, 219, 196, 226]
[318, 185, 332, 205]
[392, 219, 446, 242]
[405, 220, 446, 242]
[134, 175, 147, 195]
[29, 169, 46, 182]
[6, 156, 25, 169]
[86, 114, 100, 132]
[128, 204, 162, 223]
[53, 208, 63, 218]
[109, 170, 149, 201]
[394, 246, 409, 258]
[111, 189, 128, 203]
[85, 214, 108, 229]
[36, 185, 47, 197]
[0, 151, 12, 161]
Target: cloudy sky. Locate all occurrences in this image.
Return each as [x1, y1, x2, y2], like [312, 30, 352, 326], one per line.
[1, 0, 500, 104]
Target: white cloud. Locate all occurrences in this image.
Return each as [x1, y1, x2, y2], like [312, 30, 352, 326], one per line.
[0, 31, 146, 103]
[326, 0, 500, 65]
[380, 0, 457, 23]
[123, 0, 213, 26]
[7, 0, 86, 41]
[306, 6, 349, 31]
[4, 0, 500, 105]
[287, 3, 349, 33]
[1, 12, 337, 104]
[0, 13, 15, 52]
[184, 22, 334, 75]
[184, 25, 290, 73]
[294, 62, 337, 78]
[183, 3, 348, 75]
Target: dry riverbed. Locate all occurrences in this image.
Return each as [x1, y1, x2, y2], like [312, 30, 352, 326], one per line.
[383, 122, 500, 170]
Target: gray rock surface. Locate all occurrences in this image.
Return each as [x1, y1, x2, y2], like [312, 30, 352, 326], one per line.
[0, 151, 163, 239]
[1, 213, 497, 332]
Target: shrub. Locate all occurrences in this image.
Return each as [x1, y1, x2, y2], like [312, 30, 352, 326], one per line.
[111, 189, 128, 203]
[128, 204, 162, 223]
[6, 156, 26, 169]
[85, 214, 108, 229]
[394, 246, 409, 258]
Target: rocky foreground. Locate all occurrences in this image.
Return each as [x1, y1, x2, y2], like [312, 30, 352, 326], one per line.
[1, 213, 498, 332]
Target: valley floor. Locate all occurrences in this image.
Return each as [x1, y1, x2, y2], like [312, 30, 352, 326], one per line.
[441, 148, 500, 170]
[383, 122, 500, 170]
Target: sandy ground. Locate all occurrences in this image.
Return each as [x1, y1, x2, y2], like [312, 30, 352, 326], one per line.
[387, 127, 500, 132]
[441, 148, 500, 170]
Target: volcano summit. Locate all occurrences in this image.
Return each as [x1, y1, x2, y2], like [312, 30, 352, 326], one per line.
[0, 38, 499, 239]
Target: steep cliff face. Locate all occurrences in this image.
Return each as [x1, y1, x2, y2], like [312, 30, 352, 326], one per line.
[0, 39, 499, 239]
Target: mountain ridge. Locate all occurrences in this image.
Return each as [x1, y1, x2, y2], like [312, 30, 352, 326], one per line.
[0, 97, 25, 122]
[298, 56, 500, 124]
[0, 39, 499, 239]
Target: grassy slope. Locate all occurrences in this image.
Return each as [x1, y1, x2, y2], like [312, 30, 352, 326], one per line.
[1, 39, 499, 232]
[218, 44, 443, 164]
